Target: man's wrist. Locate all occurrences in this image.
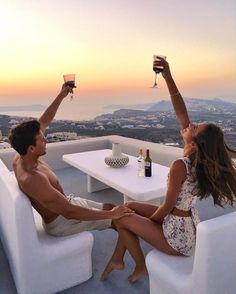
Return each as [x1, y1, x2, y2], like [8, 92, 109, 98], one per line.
[106, 210, 113, 219]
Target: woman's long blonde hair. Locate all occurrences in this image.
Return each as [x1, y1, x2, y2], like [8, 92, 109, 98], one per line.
[193, 123, 236, 207]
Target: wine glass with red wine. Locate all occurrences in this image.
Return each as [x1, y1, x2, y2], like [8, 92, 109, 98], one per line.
[152, 55, 166, 88]
[63, 74, 76, 99]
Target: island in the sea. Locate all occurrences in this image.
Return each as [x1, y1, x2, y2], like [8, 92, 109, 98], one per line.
[0, 98, 235, 150]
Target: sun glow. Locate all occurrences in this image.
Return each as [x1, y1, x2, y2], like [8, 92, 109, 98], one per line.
[0, 1, 235, 103]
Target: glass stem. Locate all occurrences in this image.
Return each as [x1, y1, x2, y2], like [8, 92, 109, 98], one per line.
[153, 73, 158, 87]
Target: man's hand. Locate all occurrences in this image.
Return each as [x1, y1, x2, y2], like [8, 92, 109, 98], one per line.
[110, 205, 134, 220]
[57, 83, 73, 100]
[39, 83, 74, 132]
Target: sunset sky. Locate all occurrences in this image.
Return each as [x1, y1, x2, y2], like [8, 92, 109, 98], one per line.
[0, 0, 236, 116]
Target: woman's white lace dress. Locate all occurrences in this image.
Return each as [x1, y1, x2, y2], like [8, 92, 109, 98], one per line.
[162, 157, 200, 256]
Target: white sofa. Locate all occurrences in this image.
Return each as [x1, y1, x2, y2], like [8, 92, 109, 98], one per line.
[146, 211, 236, 294]
[0, 159, 94, 294]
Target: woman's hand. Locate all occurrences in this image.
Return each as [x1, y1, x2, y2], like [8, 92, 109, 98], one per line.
[153, 56, 171, 79]
[149, 215, 164, 224]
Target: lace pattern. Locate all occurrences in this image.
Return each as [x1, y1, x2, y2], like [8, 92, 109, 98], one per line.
[162, 157, 200, 256]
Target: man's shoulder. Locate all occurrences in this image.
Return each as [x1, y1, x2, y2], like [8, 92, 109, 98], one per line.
[13, 153, 20, 167]
[18, 169, 48, 189]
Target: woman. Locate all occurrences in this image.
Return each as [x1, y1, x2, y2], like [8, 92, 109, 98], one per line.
[101, 58, 236, 283]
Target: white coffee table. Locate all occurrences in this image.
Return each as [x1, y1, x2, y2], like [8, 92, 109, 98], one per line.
[63, 149, 169, 204]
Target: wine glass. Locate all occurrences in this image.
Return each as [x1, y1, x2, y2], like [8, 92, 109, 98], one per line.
[152, 55, 166, 88]
[63, 74, 76, 100]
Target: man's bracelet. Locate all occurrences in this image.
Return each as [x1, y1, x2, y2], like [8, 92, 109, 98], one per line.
[170, 92, 180, 97]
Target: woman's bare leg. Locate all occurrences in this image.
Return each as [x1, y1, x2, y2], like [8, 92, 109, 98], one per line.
[101, 202, 158, 280]
[100, 235, 126, 281]
[116, 213, 180, 255]
[105, 213, 180, 283]
[125, 201, 158, 217]
[118, 228, 148, 283]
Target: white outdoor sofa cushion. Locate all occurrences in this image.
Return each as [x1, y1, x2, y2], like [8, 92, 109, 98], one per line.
[0, 159, 94, 294]
[146, 211, 236, 294]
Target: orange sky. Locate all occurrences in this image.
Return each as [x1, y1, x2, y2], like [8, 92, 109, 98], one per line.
[0, 0, 236, 106]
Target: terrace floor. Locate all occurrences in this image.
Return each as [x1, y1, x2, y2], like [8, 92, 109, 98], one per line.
[1, 166, 235, 294]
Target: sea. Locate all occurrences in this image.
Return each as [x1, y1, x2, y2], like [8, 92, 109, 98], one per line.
[0, 101, 117, 121]
[0, 97, 154, 121]
[0, 87, 161, 121]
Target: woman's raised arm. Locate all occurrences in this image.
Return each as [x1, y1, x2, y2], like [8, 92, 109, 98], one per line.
[156, 57, 190, 129]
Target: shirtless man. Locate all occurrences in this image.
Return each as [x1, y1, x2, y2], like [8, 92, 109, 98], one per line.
[8, 84, 133, 237]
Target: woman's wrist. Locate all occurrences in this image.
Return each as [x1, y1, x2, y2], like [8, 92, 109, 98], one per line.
[162, 72, 172, 80]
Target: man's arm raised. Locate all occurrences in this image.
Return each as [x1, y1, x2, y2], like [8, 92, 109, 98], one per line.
[20, 173, 133, 221]
[39, 84, 72, 133]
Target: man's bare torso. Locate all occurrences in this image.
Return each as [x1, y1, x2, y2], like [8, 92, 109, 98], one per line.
[13, 155, 66, 223]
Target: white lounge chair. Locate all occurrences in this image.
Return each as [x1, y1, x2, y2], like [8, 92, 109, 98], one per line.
[146, 211, 236, 294]
[0, 159, 94, 294]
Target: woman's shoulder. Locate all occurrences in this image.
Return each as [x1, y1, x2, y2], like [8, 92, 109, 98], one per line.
[172, 157, 191, 166]
[170, 158, 187, 174]
[170, 157, 193, 174]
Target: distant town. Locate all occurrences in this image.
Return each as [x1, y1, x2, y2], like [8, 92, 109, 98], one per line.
[0, 98, 235, 150]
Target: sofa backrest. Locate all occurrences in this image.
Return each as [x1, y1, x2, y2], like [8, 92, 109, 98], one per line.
[192, 211, 236, 293]
[0, 159, 39, 282]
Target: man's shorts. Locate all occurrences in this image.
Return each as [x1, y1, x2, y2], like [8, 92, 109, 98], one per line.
[43, 195, 112, 237]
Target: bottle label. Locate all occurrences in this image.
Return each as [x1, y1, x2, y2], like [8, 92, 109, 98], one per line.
[145, 162, 151, 167]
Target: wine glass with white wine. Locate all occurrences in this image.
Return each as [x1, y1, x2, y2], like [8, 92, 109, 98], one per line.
[152, 55, 166, 88]
[63, 74, 76, 100]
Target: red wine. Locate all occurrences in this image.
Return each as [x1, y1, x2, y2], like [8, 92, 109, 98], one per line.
[145, 149, 152, 177]
[153, 67, 163, 74]
[65, 81, 76, 88]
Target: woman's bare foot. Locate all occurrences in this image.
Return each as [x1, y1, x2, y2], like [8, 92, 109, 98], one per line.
[128, 265, 148, 283]
[100, 260, 125, 281]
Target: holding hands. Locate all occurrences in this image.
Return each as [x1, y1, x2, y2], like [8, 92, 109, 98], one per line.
[110, 205, 134, 220]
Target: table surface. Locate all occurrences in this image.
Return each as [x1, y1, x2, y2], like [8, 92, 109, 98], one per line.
[63, 149, 169, 201]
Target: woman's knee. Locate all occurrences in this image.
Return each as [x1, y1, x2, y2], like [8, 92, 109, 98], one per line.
[103, 203, 115, 210]
[114, 214, 136, 230]
[125, 201, 136, 209]
[112, 218, 124, 229]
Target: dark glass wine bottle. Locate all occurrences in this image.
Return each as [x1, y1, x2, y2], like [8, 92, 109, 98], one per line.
[145, 149, 152, 177]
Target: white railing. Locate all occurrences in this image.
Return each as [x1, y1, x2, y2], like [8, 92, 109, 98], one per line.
[0, 135, 183, 171]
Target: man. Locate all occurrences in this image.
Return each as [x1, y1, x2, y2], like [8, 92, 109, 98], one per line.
[8, 84, 133, 236]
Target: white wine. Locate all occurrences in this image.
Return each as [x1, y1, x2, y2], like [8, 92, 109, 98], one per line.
[145, 149, 152, 177]
[137, 149, 145, 177]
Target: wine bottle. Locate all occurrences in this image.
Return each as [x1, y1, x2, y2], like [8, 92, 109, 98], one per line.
[145, 149, 152, 177]
[137, 149, 145, 177]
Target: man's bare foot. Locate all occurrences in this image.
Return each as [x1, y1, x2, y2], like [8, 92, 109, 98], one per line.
[128, 265, 148, 283]
[100, 260, 125, 281]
